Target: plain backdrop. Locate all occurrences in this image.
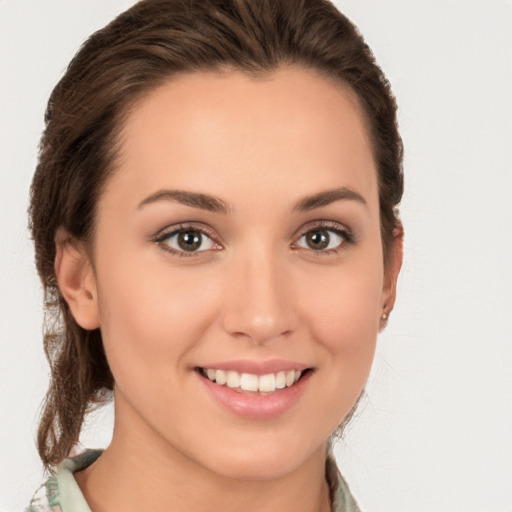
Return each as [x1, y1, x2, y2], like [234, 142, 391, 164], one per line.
[1, 1, 511, 511]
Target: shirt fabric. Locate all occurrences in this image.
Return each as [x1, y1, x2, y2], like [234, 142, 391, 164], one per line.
[26, 449, 361, 512]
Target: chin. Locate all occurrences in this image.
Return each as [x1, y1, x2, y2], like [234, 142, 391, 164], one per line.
[208, 453, 307, 481]
[191, 432, 327, 482]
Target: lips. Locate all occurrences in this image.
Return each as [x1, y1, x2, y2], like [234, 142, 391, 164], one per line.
[194, 360, 313, 418]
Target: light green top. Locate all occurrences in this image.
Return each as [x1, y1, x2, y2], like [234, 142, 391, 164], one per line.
[26, 449, 361, 512]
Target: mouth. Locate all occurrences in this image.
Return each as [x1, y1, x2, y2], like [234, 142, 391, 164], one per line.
[195, 367, 312, 395]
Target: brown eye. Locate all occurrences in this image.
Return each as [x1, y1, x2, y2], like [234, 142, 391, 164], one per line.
[160, 227, 217, 254]
[297, 227, 346, 252]
[305, 230, 330, 250]
[177, 230, 203, 251]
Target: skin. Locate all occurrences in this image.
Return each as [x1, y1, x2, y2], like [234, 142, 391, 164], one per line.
[57, 66, 402, 512]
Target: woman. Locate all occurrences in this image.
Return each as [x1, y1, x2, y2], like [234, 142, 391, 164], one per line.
[27, 0, 403, 510]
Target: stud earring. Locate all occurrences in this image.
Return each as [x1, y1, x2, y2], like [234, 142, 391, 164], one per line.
[381, 312, 389, 321]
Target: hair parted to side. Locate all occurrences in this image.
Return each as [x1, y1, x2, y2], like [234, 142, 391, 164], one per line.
[29, 0, 403, 469]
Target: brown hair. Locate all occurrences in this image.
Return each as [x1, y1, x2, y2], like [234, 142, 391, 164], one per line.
[29, 0, 403, 469]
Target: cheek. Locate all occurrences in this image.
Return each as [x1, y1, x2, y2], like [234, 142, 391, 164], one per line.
[95, 256, 222, 387]
[298, 254, 383, 404]
[297, 265, 382, 425]
[302, 261, 383, 348]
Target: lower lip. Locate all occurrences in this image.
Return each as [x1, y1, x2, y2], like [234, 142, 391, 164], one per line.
[197, 371, 312, 419]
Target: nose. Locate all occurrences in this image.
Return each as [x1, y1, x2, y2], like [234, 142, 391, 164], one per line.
[221, 244, 297, 345]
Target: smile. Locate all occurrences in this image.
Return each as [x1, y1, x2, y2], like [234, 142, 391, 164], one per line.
[195, 363, 313, 418]
[199, 367, 304, 395]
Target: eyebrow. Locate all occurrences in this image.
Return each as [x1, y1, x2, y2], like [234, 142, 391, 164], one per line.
[137, 186, 366, 214]
[293, 187, 367, 212]
[138, 189, 231, 214]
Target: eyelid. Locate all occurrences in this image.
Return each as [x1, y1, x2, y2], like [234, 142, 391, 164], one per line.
[295, 219, 353, 239]
[153, 222, 218, 241]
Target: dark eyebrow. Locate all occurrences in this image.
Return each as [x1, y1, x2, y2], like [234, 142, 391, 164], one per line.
[293, 187, 367, 212]
[138, 189, 231, 214]
[138, 186, 366, 215]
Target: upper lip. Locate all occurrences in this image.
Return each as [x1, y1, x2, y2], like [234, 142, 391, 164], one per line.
[195, 359, 311, 375]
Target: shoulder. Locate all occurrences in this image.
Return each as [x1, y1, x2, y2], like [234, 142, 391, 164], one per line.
[25, 450, 103, 512]
[25, 478, 57, 512]
[326, 453, 362, 512]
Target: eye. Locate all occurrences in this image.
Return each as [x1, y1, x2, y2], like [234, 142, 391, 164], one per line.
[295, 225, 350, 253]
[156, 225, 220, 256]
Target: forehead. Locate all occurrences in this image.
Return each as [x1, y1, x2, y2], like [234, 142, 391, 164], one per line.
[109, 66, 378, 212]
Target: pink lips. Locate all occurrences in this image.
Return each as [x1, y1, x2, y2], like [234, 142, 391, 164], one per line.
[196, 359, 312, 419]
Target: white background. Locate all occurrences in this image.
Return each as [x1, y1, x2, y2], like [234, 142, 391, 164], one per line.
[1, 1, 511, 511]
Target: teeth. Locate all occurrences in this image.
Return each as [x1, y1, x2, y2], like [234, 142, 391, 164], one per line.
[215, 369, 227, 385]
[226, 371, 240, 388]
[259, 373, 276, 393]
[240, 373, 259, 391]
[202, 368, 305, 393]
[275, 371, 286, 389]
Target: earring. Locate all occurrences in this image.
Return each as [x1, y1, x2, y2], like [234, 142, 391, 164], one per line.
[381, 312, 389, 321]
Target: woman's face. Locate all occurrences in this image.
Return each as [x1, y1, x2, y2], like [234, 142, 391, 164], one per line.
[80, 67, 396, 479]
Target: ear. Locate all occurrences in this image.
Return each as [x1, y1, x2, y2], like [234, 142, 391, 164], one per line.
[54, 228, 100, 330]
[379, 223, 404, 328]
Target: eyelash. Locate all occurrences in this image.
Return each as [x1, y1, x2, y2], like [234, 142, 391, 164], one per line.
[152, 221, 355, 258]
